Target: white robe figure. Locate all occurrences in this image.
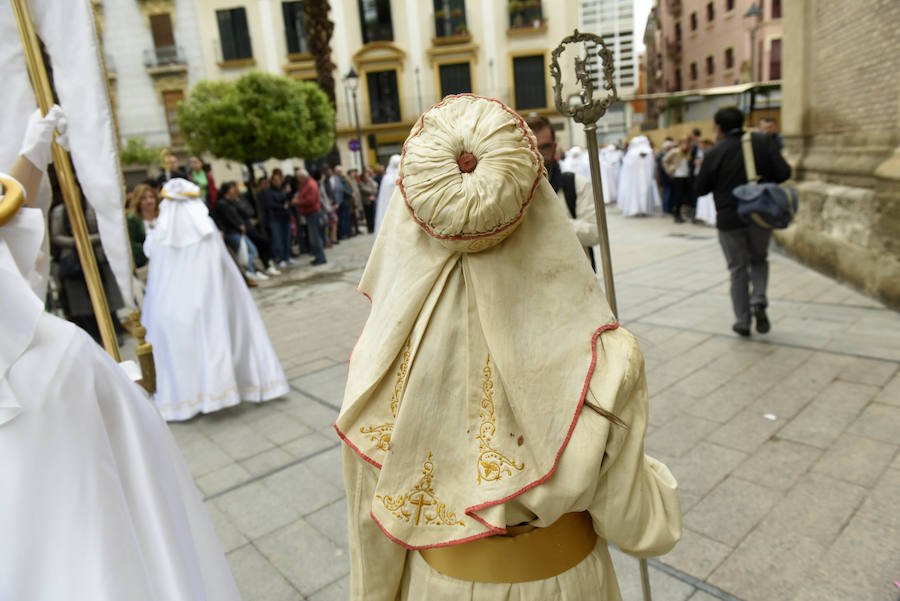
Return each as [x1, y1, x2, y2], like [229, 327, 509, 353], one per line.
[373, 154, 401, 236]
[0, 178, 241, 601]
[618, 136, 661, 217]
[561, 145, 592, 182]
[143, 178, 288, 421]
[599, 144, 623, 204]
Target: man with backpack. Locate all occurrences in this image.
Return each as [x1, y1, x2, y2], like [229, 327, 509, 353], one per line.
[527, 115, 599, 271]
[696, 107, 792, 337]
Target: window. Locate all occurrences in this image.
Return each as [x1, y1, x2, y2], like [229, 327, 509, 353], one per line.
[706, 55, 714, 75]
[674, 21, 682, 42]
[724, 47, 734, 69]
[689, 11, 697, 30]
[706, 2, 715, 21]
[439, 63, 472, 97]
[434, 0, 468, 37]
[366, 70, 401, 123]
[769, 38, 782, 79]
[771, 0, 782, 18]
[674, 68, 682, 90]
[282, 1, 309, 55]
[690, 61, 698, 80]
[512, 55, 546, 109]
[149, 14, 180, 65]
[725, 0, 735, 10]
[509, 0, 543, 29]
[216, 8, 253, 61]
[358, 0, 393, 44]
[163, 90, 184, 146]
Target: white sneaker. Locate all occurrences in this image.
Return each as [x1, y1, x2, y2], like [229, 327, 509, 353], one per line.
[287, 258, 297, 265]
[266, 265, 282, 276]
[252, 270, 269, 281]
[245, 271, 257, 282]
[278, 260, 288, 268]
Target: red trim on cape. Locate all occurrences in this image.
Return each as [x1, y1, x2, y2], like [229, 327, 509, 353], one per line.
[335, 321, 621, 550]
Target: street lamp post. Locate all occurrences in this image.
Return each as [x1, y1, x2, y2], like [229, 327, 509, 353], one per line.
[343, 68, 365, 172]
[743, 3, 762, 83]
[743, 4, 762, 125]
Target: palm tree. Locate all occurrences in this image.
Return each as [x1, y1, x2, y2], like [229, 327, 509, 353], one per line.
[304, 0, 341, 166]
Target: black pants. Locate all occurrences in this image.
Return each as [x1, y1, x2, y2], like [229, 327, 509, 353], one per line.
[671, 177, 693, 220]
[364, 203, 375, 233]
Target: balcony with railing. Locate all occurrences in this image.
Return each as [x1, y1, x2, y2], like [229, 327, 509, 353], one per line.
[665, 37, 682, 62]
[143, 45, 188, 72]
[666, 0, 682, 17]
[433, 0, 470, 44]
[508, 0, 546, 34]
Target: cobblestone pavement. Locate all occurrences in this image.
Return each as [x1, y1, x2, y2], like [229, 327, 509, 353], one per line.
[160, 210, 900, 601]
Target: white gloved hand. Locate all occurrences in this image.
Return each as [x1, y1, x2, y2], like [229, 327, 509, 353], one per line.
[18, 105, 68, 171]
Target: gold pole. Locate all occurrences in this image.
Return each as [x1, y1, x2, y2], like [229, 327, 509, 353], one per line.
[11, 0, 121, 361]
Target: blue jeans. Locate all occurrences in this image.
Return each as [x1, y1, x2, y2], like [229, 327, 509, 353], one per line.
[268, 219, 291, 262]
[225, 233, 258, 273]
[306, 210, 327, 263]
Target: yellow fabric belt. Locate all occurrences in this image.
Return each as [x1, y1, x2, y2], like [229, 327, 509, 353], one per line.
[419, 511, 598, 583]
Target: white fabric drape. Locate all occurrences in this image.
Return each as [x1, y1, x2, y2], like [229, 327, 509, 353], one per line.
[143, 183, 288, 421]
[0, 0, 133, 306]
[373, 153, 400, 236]
[0, 193, 240, 600]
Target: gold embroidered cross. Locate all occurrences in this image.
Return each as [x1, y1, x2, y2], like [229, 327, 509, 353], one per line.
[409, 492, 433, 525]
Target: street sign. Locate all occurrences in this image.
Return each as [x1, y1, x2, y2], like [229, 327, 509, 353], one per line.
[349, 139, 360, 151]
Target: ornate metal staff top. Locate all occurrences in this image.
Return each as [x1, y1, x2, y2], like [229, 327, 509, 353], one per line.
[550, 30, 621, 318]
[550, 30, 618, 125]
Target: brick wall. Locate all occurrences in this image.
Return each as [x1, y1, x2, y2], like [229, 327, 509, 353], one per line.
[811, 0, 900, 133]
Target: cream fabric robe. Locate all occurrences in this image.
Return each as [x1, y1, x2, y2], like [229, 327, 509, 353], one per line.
[343, 325, 681, 601]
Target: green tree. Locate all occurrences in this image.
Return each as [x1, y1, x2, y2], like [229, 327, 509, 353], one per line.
[119, 136, 163, 166]
[177, 71, 335, 184]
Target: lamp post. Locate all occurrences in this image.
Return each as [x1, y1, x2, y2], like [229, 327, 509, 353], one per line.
[343, 68, 365, 172]
[743, 3, 762, 83]
[743, 4, 762, 124]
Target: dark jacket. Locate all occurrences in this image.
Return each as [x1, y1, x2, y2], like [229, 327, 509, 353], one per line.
[126, 213, 149, 268]
[695, 130, 791, 230]
[212, 198, 247, 236]
[258, 186, 291, 224]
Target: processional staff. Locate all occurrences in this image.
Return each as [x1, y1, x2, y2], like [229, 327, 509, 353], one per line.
[10, 0, 121, 361]
[550, 29, 652, 601]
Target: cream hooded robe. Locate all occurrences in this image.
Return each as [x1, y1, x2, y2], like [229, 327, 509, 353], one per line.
[336, 95, 681, 601]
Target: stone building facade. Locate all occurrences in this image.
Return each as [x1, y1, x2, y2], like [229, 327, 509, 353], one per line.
[779, 0, 900, 307]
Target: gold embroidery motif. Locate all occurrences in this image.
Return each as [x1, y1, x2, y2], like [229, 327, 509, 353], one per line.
[476, 355, 524, 484]
[360, 340, 411, 451]
[377, 451, 465, 527]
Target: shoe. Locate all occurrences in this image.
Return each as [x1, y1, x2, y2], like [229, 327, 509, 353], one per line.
[266, 265, 282, 276]
[278, 260, 288, 268]
[674, 215, 685, 223]
[732, 324, 751, 337]
[246, 278, 258, 288]
[753, 305, 770, 334]
[252, 270, 269, 281]
[310, 258, 326, 266]
[287, 258, 297, 265]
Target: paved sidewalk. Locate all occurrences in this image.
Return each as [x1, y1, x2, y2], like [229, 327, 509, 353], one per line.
[164, 211, 900, 601]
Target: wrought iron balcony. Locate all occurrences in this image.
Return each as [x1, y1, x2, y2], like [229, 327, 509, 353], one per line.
[143, 45, 187, 69]
[666, 38, 682, 61]
[666, 0, 682, 17]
